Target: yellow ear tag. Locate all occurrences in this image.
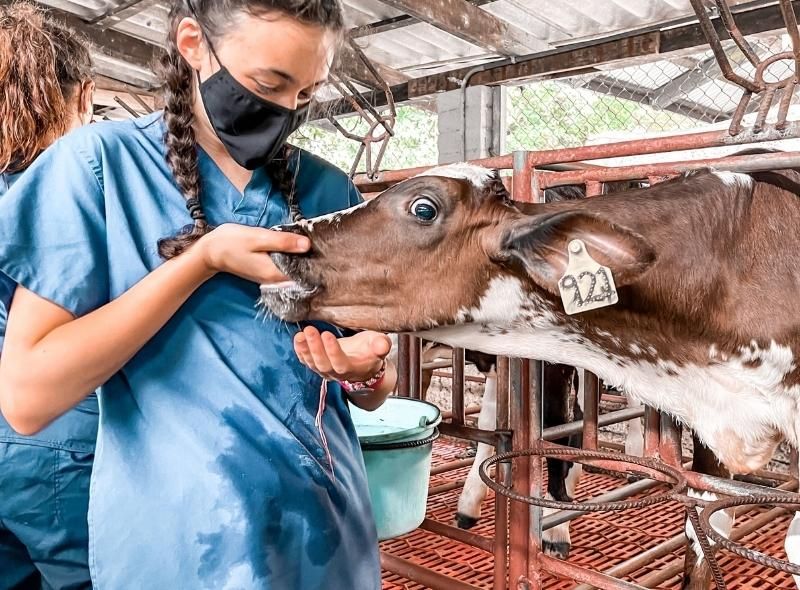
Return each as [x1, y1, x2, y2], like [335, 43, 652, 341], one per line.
[558, 239, 618, 315]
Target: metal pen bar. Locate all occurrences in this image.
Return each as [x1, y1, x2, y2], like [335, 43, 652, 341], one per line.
[354, 122, 800, 191]
[538, 151, 800, 187]
[541, 407, 645, 441]
[581, 371, 600, 451]
[451, 348, 466, 425]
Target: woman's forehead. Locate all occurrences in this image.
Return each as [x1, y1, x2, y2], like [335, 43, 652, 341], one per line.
[217, 13, 336, 85]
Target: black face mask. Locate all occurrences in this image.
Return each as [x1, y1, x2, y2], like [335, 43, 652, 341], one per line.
[198, 65, 309, 170]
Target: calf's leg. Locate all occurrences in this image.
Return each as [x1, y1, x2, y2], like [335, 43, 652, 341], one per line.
[542, 366, 583, 560]
[682, 435, 734, 590]
[455, 370, 497, 529]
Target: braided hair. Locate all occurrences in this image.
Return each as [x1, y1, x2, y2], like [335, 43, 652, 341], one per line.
[157, 0, 345, 259]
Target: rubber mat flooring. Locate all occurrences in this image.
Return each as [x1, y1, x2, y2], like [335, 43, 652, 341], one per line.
[380, 437, 794, 589]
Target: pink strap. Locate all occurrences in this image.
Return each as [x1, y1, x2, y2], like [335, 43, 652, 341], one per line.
[315, 380, 335, 479]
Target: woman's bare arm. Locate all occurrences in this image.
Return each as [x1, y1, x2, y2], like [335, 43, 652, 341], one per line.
[0, 224, 309, 434]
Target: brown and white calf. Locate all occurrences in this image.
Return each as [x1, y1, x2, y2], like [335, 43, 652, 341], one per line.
[261, 160, 800, 585]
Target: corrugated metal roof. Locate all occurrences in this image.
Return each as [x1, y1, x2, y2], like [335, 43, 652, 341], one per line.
[33, 0, 786, 126]
[37, 0, 755, 83]
[350, 0, 754, 77]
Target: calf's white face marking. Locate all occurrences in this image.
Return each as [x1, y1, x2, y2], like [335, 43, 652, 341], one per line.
[416, 162, 495, 188]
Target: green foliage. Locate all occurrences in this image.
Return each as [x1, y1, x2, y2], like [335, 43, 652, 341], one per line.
[290, 105, 438, 173]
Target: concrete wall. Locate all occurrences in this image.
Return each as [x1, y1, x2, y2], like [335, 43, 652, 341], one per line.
[437, 86, 506, 164]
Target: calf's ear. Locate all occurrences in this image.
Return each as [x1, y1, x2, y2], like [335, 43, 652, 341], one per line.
[486, 170, 511, 202]
[495, 211, 656, 295]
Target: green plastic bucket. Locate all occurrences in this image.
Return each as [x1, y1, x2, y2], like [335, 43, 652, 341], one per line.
[350, 397, 441, 444]
[351, 398, 442, 540]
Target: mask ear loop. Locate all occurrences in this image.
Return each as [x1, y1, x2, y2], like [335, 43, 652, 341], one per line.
[185, 0, 225, 71]
[286, 103, 317, 223]
[287, 152, 304, 223]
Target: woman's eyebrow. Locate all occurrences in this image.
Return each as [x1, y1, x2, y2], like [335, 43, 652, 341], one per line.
[254, 67, 293, 82]
[253, 68, 327, 87]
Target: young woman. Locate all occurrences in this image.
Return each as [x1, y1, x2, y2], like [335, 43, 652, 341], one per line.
[0, 4, 96, 588]
[0, 0, 396, 588]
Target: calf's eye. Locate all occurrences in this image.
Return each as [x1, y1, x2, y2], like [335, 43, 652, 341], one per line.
[410, 198, 438, 222]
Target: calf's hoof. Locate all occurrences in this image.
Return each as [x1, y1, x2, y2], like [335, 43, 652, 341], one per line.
[456, 446, 478, 459]
[542, 540, 571, 560]
[455, 513, 479, 529]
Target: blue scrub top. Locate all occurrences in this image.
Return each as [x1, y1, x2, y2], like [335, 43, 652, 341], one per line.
[0, 112, 381, 589]
[0, 171, 98, 453]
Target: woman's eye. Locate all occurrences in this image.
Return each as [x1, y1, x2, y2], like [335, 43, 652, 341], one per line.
[255, 83, 278, 95]
[410, 198, 438, 222]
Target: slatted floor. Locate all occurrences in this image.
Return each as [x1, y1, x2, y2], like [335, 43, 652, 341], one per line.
[380, 438, 794, 589]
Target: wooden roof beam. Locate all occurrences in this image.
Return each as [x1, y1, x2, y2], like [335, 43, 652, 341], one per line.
[374, 0, 543, 55]
[350, 0, 495, 38]
[3, 2, 403, 93]
[336, 42, 410, 88]
[90, 0, 157, 29]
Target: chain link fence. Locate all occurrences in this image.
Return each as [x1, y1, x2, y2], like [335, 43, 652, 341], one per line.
[506, 35, 795, 151]
[298, 35, 799, 174]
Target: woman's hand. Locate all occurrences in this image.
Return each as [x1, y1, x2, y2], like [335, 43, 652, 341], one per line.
[294, 326, 391, 383]
[195, 223, 310, 283]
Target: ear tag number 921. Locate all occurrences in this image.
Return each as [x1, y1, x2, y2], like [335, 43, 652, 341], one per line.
[558, 239, 618, 315]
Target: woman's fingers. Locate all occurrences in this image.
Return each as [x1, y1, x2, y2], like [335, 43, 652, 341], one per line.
[293, 332, 314, 369]
[244, 254, 290, 284]
[295, 328, 391, 382]
[303, 326, 333, 374]
[368, 332, 392, 358]
[321, 331, 351, 375]
[252, 227, 310, 253]
[197, 224, 309, 283]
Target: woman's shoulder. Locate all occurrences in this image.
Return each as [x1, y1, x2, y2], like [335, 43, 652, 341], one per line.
[291, 148, 362, 211]
[3, 112, 166, 203]
[31, 112, 166, 189]
[55, 111, 165, 159]
[293, 148, 351, 183]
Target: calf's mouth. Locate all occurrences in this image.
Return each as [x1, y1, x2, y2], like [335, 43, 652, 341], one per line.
[259, 252, 320, 322]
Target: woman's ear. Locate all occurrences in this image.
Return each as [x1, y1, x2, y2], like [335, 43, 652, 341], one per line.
[175, 16, 207, 72]
[80, 80, 95, 125]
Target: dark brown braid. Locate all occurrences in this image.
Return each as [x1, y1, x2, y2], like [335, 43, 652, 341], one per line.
[157, 37, 207, 259]
[157, 0, 345, 259]
[266, 144, 304, 221]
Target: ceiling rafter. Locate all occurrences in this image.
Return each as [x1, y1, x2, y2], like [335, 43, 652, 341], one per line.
[373, 0, 543, 55]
